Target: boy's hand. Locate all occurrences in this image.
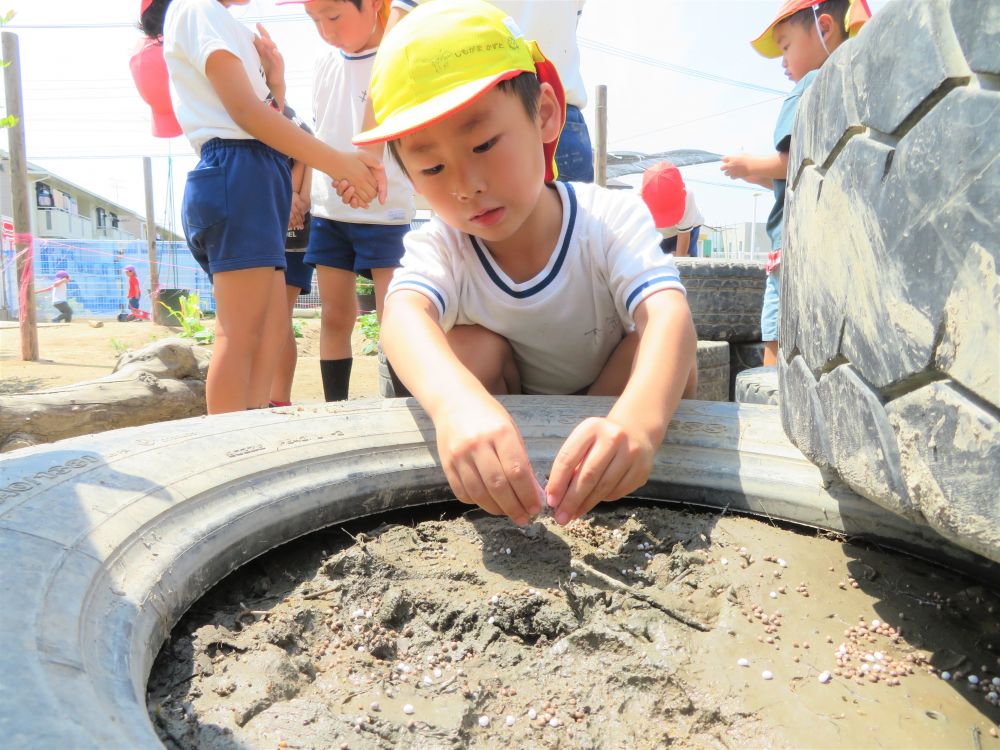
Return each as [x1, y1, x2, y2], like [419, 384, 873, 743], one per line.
[254, 24, 285, 102]
[435, 396, 544, 527]
[288, 193, 307, 230]
[330, 150, 386, 208]
[720, 154, 752, 180]
[545, 416, 655, 525]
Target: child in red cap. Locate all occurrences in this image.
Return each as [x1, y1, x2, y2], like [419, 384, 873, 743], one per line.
[721, 0, 871, 366]
[125, 265, 142, 313]
[640, 161, 704, 258]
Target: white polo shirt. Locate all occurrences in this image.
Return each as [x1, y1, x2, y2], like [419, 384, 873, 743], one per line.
[388, 182, 686, 394]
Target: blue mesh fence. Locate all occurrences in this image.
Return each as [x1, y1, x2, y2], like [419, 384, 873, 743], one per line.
[1, 219, 433, 321]
[1, 238, 215, 321]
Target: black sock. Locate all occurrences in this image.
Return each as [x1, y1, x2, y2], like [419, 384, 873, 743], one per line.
[320, 358, 352, 402]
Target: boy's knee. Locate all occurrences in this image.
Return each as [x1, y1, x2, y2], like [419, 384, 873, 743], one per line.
[447, 325, 518, 394]
[320, 300, 357, 332]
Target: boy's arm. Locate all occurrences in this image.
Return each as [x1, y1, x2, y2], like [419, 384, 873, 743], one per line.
[720, 151, 787, 183]
[546, 289, 696, 525]
[204, 50, 385, 205]
[382, 290, 544, 526]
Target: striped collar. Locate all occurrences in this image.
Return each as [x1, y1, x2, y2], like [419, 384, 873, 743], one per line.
[469, 182, 577, 299]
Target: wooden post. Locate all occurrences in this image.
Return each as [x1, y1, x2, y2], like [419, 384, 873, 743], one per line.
[143, 157, 165, 324]
[3, 31, 37, 361]
[593, 84, 608, 188]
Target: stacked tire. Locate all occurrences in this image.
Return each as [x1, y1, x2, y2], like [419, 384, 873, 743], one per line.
[780, 0, 999, 562]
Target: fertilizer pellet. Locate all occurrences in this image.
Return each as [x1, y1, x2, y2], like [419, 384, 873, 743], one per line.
[762, 670, 774, 680]
[738, 658, 750, 667]
[506, 715, 516, 727]
[479, 715, 490, 727]
[403, 704, 415, 715]
[818, 672, 831, 684]
[527, 708, 538, 720]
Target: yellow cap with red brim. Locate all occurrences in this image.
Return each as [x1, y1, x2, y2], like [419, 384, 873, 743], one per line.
[352, 0, 565, 182]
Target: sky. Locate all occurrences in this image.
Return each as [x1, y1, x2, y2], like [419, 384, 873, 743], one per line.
[1, 0, 889, 237]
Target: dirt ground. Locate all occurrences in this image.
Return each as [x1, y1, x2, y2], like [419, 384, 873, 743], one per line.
[0, 315, 380, 400]
[147, 502, 1000, 750]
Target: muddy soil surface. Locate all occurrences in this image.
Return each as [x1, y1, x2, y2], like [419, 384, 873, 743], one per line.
[147, 503, 1000, 749]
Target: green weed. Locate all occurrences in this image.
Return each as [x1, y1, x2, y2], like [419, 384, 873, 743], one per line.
[358, 312, 379, 356]
[159, 292, 215, 344]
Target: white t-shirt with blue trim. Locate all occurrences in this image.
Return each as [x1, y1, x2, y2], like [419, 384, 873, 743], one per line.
[164, 0, 271, 153]
[310, 47, 414, 225]
[388, 181, 686, 395]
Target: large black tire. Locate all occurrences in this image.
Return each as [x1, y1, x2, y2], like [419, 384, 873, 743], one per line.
[780, 0, 1000, 562]
[735, 366, 779, 406]
[2, 398, 995, 748]
[729, 342, 766, 400]
[675, 259, 766, 342]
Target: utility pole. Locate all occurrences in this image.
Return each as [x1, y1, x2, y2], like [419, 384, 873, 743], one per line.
[3, 31, 37, 360]
[143, 157, 165, 324]
[593, 85, 607, 188]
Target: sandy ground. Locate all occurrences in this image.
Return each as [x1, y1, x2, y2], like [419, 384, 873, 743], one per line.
[0, 316, 380, 401]
[147, 502, 1000, 750]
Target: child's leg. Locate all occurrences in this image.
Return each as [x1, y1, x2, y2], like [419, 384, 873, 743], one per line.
[316, 265, 357, 359]
[53, 302, 72, 323]
[247, 270, 290, 408]
[316, 265, 357, 401]
[588, 331, 698, 399]
[371, 266, 397, 322]
[761, 269, 781, 366]
[445, 325, 521, 395]
[269, 284, 303, 405]
[209, 267, 282, 414]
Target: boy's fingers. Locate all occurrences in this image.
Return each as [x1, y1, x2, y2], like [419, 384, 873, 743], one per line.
[452, 457, 506, 518]
[495, 431, 542, 518]
[472, 448, 532, 526]
[564, 450, 636, 524]
[554, 439, 616, 525]
[545, 421, 598, 509]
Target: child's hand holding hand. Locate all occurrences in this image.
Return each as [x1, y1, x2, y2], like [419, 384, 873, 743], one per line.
[329, 151, 386, 209]
[721, 154, 753, 180]
[545, 416, 656, 526]
[434, 395, 544, 527]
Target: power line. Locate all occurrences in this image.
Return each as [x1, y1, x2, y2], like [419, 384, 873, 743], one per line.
[610, 95, 784, 146]
[578, 37, 787, 96]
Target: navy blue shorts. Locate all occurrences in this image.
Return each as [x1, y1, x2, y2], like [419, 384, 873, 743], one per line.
[182, 139, 291, 278]
[556, 105, 594, 184]
[284, 251, 313, 295]
[305, 217, 407, 273]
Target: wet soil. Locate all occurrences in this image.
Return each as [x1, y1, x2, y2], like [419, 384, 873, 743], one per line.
[147, 502, 1000, 750]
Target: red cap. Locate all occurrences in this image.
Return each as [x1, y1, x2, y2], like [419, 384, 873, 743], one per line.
[640, 162, 686, 229]
[141, 0, 154, 14]
[129, 38, 182, 138]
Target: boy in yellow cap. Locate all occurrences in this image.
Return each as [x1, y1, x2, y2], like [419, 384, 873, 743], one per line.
[354, 0, 697, 528]
[721, 0, 871, 366]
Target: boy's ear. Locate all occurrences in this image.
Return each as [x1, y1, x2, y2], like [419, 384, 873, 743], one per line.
[817, 12, 844, 45]
[537, 82, 563, 145]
